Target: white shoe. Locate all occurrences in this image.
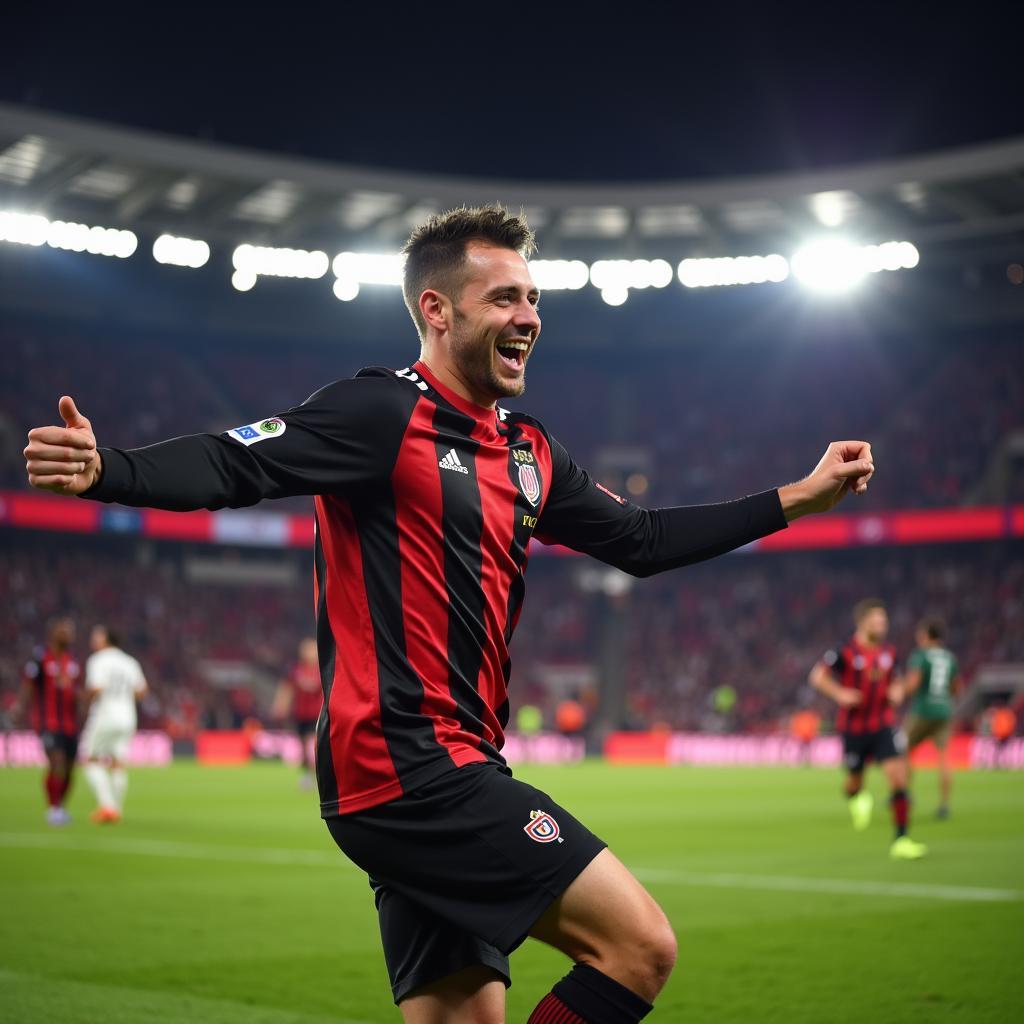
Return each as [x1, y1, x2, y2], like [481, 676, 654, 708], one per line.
[47, 807, 71, 826]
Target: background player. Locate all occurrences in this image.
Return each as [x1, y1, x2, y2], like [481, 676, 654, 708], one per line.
[13, 617, 82, 826]
[272, 636, 321, 789]
[24, 205, 877, 1024]
[80, 624, 149, 823]
[810, 598, 926, 860]
[903, 617, 962, 818]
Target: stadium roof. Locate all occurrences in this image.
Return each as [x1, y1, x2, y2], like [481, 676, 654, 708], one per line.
[2, 101, 1024, 260]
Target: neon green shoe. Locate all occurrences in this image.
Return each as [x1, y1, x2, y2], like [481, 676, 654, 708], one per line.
[890, 836, 928, 860]
[848, 791, 874, 831]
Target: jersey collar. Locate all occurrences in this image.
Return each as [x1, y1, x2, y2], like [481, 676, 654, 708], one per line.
[414, 360, 502, 437]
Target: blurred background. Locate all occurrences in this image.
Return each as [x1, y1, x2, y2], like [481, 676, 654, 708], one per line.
[1, 10, 1023, 758]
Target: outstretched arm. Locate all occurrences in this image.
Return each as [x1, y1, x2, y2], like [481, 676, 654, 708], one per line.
[24, 376, 415, 511]
[537, 438, 875, 577]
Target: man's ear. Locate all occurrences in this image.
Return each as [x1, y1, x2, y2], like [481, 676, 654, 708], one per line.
[419, 289, 450, 334]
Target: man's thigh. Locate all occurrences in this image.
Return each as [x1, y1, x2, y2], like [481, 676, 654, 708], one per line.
[528, 847, 669, 961]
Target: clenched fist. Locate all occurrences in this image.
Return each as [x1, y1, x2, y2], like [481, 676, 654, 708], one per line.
[778, 441, 874, 521]
[24, 396, 103, 495]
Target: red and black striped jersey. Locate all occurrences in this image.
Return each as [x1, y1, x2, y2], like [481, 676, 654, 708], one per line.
[287, 661, 323, 722]
[24, 648, 81, 735]
[84, 360, 787, 815]
[822, 637, 898, 734]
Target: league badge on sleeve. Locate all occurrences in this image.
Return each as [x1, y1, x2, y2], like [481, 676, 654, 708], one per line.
[226, 417, 287, 446]
[524, 809, 563, 844]
[518, 463, 541, 506]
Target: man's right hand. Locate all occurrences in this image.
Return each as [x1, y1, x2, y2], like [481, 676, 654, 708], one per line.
[835, 687, 863, 708]
[24, 396, 102, 495]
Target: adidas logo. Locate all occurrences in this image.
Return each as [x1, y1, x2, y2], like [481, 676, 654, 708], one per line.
[439, 448, 469, 474]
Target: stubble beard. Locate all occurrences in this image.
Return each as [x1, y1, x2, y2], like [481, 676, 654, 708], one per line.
[450, 308, 526, 401]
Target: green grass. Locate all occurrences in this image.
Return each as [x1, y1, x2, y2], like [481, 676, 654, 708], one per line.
[1, 761, 1021, 1022]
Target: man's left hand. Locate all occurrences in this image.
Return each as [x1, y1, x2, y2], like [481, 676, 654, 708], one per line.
[778, 441, 874, 521]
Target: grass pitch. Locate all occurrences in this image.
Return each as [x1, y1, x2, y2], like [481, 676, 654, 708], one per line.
[1, 760, 1021, 1023]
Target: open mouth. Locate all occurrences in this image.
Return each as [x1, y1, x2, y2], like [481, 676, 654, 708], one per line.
[496, 339, 530, 371]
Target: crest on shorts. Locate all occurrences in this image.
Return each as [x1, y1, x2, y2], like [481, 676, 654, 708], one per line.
[518, 463, 541, 507]
[524, 809, 563, 844]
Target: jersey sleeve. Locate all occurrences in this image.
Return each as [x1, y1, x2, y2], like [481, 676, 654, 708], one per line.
[822, 646, 846, 673]
[80, 374, 413, 511]
[535, 435, 787, 577]
[131, 656, 147, 693]
[85, 653, 103, 691]
[22, 659, 41, 687]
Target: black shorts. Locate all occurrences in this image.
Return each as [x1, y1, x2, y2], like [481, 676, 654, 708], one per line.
[295, 718, 318, 740]
[326, 761, 606, 1004]
[842, 726, 904, 773]
[39, 731, 79, 761]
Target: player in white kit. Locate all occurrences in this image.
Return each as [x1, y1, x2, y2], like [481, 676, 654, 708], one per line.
[81, 625, 149, 823]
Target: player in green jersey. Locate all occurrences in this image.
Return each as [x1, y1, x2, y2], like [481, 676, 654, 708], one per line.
[903, 618, 962, 819]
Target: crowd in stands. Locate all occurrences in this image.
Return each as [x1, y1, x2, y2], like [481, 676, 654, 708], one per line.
[2, 535, 1021, 739]
[2, 323, 1022, 509]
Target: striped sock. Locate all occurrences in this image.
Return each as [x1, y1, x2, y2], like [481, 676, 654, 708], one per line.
[527, 992, 586, 1023]
[527, 964, 653, 1024]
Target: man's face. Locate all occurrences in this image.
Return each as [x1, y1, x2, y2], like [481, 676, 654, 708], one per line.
[444, 242, 541, 402]
[859, 607, 889, 643]
[51, 618, 75, 649]
[300, 638, 318, 664]
[90, 625, 107, 652]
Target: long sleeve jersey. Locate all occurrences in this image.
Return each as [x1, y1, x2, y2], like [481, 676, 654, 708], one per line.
[83, 359, 787, 815]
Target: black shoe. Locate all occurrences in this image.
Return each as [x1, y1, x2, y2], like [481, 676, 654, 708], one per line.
[936, 806, 950, 820]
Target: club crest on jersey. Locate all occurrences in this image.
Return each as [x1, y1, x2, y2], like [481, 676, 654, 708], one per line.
[518, 463, 541, 506]
[524, 809, 563, 844]
[226, 417, 287, 446]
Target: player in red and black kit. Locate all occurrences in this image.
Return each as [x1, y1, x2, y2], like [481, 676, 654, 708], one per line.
[273, 636, 322, 789]
[810, 598, 926, 860]
[24, 206, 877, 1024]
[14, 617, 82, 826]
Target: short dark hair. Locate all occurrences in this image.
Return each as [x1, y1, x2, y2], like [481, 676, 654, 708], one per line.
[917, 617, 945, 641]
[401, 204, 536, 339]
[853, 598, 886, 623]
[96, 624, 121, 648]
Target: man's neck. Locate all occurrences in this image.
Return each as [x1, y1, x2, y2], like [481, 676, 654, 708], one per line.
[855, 632, 880, 649]
[418, 353, 497, 410]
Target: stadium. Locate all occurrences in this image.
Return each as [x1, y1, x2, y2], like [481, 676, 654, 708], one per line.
[2, 17, 1023, 1023]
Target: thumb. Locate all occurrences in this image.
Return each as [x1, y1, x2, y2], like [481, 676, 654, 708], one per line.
[832, 458, 873, 479]
[59, 395, 90, 429]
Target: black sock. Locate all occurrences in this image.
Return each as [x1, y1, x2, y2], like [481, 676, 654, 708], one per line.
[546, 963, 653, 1024]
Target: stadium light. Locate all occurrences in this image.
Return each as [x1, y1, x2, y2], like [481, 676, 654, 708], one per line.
[231, 244, 329, 289]
[791, 239, 920, 293]
[0, 210, 137, 258]
[153, 234, 210, 269]
[590, 259, 673, 305]
[331, 251, 405, 302]
[528, 259, 589, 291]
[678, 254, 789, 288]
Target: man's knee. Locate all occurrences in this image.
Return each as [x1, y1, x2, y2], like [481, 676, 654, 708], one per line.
[589, 904, 678, 996]
[636, 907, 678, 988]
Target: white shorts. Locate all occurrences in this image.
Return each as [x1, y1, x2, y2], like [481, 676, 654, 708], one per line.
[81, 719, 135, 762]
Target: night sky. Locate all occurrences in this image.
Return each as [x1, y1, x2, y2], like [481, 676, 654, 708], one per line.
[3, 7, 1023, 182]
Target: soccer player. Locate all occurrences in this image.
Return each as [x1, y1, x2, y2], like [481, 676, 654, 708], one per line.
[81, 624, 149, 823]
[24, 205, 876, 1023]
[14, 617, 82, 826]
[272, 636, 322, 789]
[903, 617, 962, 818]
[810, 598, 926, 860]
